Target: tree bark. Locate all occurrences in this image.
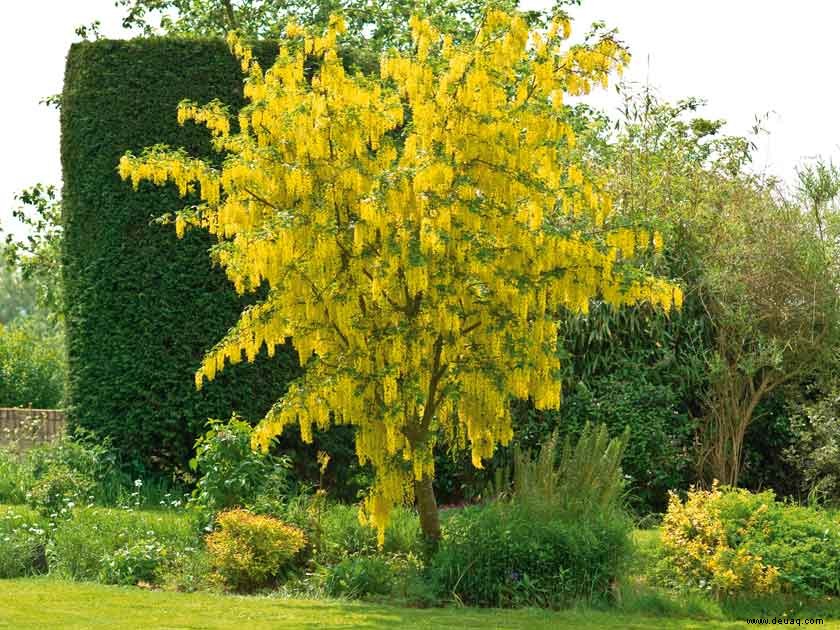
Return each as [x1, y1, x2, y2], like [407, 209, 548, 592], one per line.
[415, 474, 441, 543]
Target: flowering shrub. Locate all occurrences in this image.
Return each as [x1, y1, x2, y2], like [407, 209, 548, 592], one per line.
[0, 506, 48, 578]
[99, 538, 167, 585]
[206, 509, 305, 592]
[26, 465, 95, 517]
[660, 483, 840, 598]
[48, 506, 199, 581]
[660, 484, 779, 596]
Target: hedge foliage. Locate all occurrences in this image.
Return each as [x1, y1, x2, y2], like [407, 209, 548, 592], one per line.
[61, 38, 298, 474]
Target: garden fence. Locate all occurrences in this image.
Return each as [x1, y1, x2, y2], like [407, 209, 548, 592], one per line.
[0, 408, 65, 450]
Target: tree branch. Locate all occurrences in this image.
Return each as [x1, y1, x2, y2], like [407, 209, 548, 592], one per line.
[221, 0, 238, 30]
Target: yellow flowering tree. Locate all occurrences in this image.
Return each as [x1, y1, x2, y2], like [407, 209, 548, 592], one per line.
[120, 7, 682, 541]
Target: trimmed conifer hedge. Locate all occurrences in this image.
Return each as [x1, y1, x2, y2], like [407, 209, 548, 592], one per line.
[60, 38, 299, 473]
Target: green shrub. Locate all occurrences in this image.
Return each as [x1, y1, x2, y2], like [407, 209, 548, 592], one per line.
[559, 374, 693, 513]
[432, 425, 633, 608]
[317, 503, 376, 561]
[158, 548, 214, 592]
[250, 492, 421, 565]
[436, 368, 696, 512]
[3, 432, 113, 509]
[30, 431, 112, 478]
[26, 465, 95, 517]
[27, 431, 122, 504]
[319, 551, 429, 602]
[99, 538, 167, 585]
[431, 502, 630, 608]
[0, 450, 32, 504]
[511, 423, 629, 518]
[718, 491, 840, 598]
[324, 555, 394, 598]
[190, 416, 292, 512]
[504, 371, 693, 514]
[318, 503, 421, 562]
[0, 319, 65, 408]
[0, 505, 49, 578]
[739, 393, 800, 500]
[661, 485, 840, 598]
[205, 508, 305, 592]
[48, 506, 199, 580]
[785, 383, 840, 503]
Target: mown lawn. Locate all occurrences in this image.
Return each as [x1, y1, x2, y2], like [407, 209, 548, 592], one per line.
[0, 578, 755, 629]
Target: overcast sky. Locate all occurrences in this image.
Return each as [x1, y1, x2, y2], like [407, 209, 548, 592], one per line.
[1, 0, 838, 237]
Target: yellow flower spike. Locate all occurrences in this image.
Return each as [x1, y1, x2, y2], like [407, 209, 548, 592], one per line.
[285, 20, 304, 39]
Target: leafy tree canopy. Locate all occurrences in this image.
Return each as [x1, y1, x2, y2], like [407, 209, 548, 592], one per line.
[114, 0, 581, 70]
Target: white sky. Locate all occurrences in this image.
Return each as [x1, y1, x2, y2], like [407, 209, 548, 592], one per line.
[1, 0, 838, 238]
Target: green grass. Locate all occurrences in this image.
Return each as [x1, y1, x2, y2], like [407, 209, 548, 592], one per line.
[0, 578, 755, 629]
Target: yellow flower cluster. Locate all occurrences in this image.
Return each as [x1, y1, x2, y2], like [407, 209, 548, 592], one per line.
[661, 483, 780, 596]
[120, 9, 682, 541]
[604, 228, 665, 258]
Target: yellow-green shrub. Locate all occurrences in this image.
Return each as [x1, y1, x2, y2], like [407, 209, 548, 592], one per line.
[660, 483, 779, 597]
[206, 509, 305, 592]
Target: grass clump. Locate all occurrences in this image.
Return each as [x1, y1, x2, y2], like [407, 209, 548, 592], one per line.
[431, 423, 633, 608]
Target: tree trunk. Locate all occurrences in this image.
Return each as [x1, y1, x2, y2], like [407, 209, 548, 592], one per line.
[415, 474, 441, 543]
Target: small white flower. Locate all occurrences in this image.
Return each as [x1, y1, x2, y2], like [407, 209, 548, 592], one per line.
[134, 479, 143, 488]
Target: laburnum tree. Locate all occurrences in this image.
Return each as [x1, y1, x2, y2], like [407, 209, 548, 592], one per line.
[120, 7, 682, 542]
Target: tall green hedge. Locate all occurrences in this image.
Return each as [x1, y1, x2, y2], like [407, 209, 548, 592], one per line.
[61, 38, 299, 474]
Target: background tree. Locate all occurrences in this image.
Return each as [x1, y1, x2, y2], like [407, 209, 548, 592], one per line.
[590, 87, 840, 488]
[120, 8, 680, 540]
[115, 0, 546, 71]
[2, 184, 65, 321]
[796, 158, 840, 244]
[0, 317, 66, 408]
[0, 186, 66, 408]
[697, 185, 839, 486]
[0, 262, 37, 325]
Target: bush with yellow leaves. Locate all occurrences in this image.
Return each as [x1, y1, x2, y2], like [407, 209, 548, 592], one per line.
[662, 482, 840, 598]
[206, 508, 305, 592]
[660, 483, 779, 597]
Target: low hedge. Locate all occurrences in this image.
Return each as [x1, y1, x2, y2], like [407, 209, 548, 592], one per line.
[430, 501, 631, 608]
